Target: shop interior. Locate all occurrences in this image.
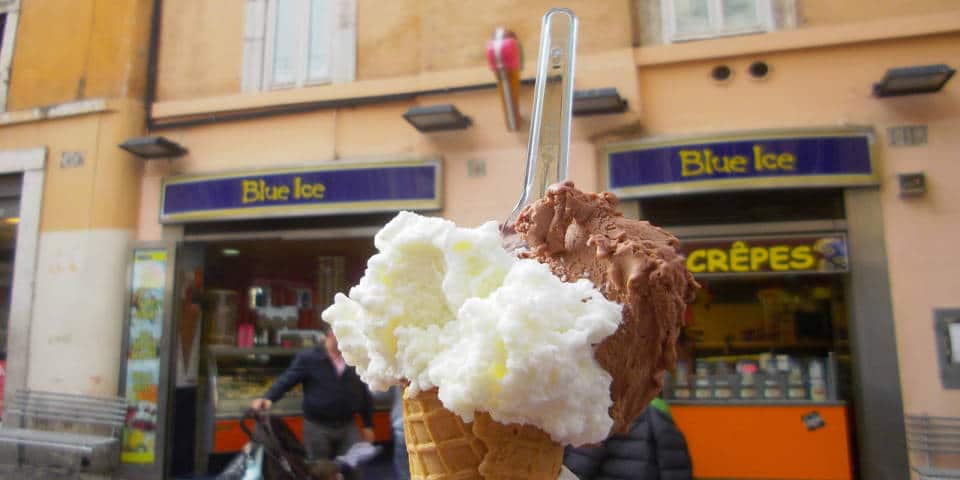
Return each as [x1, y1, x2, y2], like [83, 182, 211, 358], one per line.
[642, 188, 853, 405]
[168, 235, 394, 475]
[667, 274, 852, 403]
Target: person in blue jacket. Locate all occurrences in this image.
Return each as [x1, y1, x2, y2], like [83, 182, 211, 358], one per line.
[251, 326, 374, 480]
[564, 398, 692, 480]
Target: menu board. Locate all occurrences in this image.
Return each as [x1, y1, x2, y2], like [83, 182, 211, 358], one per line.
[120, 249, 167, 465]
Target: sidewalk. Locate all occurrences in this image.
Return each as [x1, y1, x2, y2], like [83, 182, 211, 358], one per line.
[0, 463, 111, 479]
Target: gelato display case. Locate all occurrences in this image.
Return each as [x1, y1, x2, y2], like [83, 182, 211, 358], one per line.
[201, 345, 395, 456]
[207, 346, 302, 418]
[203, 346, 302, 454]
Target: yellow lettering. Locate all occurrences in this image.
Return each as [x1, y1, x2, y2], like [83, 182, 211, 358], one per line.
[769, 246, 790, 271]
[686, 250, 707, 273]
[294, 176, 304, 199]
[312, 183, 326, 199]
[753, 145, 778, 171]
[729, 155, 747, 173]
[749, 247, 769, 271]
[753, 145, 764, 171]
[293, 177, 326, 200]
[790, 245, 815, 270]
[680, 150, 704, 177]
[703, 149, 714, 175]
[706, 249, 729, 272]
[729, 241, 750, 272]
[275, 185, 290, 201]
[778, 153, 796, 171]
[242, 180, 261, 204]
[713, 154, 730, 173]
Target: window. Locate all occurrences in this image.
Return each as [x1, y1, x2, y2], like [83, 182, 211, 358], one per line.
[243, 0, 356, 92]
[0, 1, 22, 112]
[662, 0, 774, 42]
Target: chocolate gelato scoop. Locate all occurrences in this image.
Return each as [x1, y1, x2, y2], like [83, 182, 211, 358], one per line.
[514, 181, 699, 435]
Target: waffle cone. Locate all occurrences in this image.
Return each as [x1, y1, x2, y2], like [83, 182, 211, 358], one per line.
[472, 411, 563, 480]
[402, 388, 486, 480]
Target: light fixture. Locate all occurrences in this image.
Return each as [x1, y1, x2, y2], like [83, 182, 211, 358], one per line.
[3, 217, 19, 225]
[221, 248, 240, 256]
[873, 64, 956, 97]
[572, 88, 627, 116]
[119, 135, 188, 159]
[402, 105, 472, 132]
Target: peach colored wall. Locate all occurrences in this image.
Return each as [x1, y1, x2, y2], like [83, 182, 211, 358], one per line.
[157, 0, 634, 100]
[799, 0, 959, 27]
[635, 33, 960, 417]
[138, 85, 630, 237]
[156, 0, 245, 101]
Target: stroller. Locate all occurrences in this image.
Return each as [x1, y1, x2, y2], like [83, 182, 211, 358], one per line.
[216, 409, 380, 480]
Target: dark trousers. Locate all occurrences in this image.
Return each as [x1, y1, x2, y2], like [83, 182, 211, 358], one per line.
[303, 419, 362, 480]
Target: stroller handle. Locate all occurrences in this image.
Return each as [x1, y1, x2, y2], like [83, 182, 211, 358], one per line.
[240, 407, 265, 440]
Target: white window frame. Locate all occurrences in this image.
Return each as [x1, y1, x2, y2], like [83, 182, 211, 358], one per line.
[243, 0, 356, 92]
[0, 147, 45, 419]
[0, 0, 23, 112]
[661, 0, 775, 43]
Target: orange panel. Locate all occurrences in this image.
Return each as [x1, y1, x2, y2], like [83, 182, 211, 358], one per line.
[671, 405, 852, 480]
[214, 415, 304, 454]
[215, 412, 392, 454]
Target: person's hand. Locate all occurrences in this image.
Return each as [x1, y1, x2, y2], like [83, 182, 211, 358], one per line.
[361, 427, 376, 443]
[250, 398, 272, 412]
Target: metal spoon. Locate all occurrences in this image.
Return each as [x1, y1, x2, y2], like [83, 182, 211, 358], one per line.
[502, 8, 578, 250]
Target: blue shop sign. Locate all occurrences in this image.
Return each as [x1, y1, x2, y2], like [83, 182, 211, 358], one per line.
[161, 160, 442, 222]
[605, 130, 877, 198]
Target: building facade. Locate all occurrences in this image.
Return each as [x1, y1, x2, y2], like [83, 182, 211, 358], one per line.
[1, 1, 958, 479]
[0, 0, 152, 410]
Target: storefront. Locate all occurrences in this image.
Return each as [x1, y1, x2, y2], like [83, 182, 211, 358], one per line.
[605, 127, 902, 480]
[116, 159, 441, 477]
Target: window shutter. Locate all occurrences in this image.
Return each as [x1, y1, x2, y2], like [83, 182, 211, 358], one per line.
[329, 0, 356, 84]
[242, 0, 267, 92]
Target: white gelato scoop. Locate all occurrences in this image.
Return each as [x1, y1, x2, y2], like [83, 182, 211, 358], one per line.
[322, 211, 622, 446]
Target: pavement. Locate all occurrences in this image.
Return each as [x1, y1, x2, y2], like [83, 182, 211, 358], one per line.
[0, 442, 401, 479]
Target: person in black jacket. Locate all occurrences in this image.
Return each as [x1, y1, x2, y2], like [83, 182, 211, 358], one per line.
[564, 401, 692, 480]
[251, 327, 374, 480]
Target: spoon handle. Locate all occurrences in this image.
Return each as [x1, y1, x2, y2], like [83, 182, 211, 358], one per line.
[505, 8, 578, 227]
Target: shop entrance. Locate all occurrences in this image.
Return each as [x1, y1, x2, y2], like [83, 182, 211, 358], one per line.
[166, 233, 393, 478]
[641, 188, 862, 480]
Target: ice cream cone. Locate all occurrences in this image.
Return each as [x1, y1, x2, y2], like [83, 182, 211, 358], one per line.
[472, 411, 563, 480]
[402, 388, 486, 480]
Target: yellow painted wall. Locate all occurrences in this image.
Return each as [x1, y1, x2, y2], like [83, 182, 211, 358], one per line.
[7, 0, 153, 111]
[157, 0, 634, 100]
[0, 103, 146, 231]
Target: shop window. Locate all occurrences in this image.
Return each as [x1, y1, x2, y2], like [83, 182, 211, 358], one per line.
[640, 188, 846, 227]
[661, 0, 775, 42]
[242, 0, 356, 92]
[668, 275, 853, 403]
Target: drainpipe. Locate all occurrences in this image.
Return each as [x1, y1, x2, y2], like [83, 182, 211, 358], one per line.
[145, 0, 162, 131]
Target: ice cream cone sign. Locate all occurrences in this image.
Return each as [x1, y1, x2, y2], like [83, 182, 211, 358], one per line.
[486, 28, 523, 131]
